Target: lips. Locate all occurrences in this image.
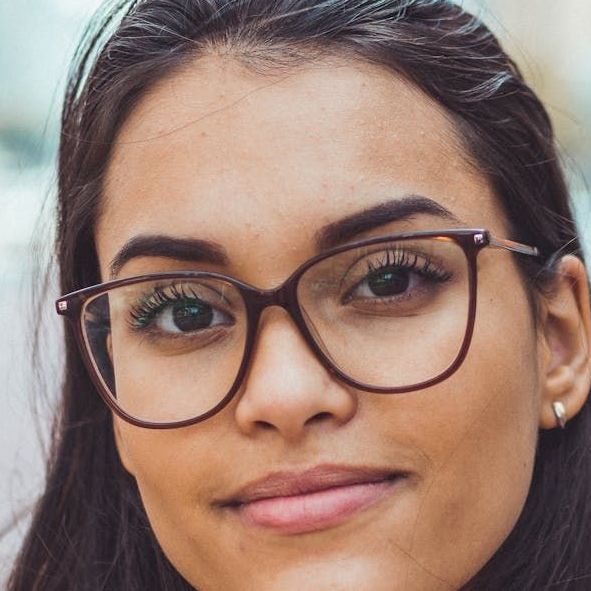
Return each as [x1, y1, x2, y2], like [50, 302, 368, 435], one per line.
[216, 464, 408, 534]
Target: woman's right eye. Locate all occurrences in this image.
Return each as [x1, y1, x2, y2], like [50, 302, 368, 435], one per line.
[128, 283, 235, 337]
[153, 299, 230, 334]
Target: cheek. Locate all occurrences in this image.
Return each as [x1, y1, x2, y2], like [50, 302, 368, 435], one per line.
[113, 419, 234, 583]
[358, 271, 540, 588]
[396, 277, 541, 585]
[406, 383, 538, 587]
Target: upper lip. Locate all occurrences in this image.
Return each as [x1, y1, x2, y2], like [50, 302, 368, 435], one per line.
[216, 464, 409, 507]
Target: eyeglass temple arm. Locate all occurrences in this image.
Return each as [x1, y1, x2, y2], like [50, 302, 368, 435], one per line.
[488, 235, 539, 257]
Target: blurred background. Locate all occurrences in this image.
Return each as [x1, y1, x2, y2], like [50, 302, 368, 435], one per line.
[0, 0, 590, 582]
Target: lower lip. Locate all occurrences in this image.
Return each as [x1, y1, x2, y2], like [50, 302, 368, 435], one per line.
[235, 478, 401, 535]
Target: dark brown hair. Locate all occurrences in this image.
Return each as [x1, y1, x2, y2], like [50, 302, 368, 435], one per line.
[8, 1, 591, 589]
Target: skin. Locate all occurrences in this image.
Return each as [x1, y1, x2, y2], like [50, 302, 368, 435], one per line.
[96, 55, 591, 590]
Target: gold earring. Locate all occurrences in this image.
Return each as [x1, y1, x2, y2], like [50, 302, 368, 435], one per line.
[552, 401, 567, 429]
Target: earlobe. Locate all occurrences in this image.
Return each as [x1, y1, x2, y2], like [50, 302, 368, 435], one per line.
[539, 255, 591, 430]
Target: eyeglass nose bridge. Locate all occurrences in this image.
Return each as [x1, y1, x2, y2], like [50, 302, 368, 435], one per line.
[242, 278, 300, 323]
[235, 276, 342, 393]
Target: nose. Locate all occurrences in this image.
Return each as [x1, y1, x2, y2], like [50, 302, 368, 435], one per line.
[233, 308, 358, 442]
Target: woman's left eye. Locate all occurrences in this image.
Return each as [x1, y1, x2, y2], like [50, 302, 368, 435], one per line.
[341, 248, 453, 307]
[354, 267, 414, 299]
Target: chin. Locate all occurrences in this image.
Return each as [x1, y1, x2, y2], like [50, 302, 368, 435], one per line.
[183, 551, 469, 591]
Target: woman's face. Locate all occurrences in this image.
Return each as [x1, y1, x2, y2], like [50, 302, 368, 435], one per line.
[97, 57, 544, 590]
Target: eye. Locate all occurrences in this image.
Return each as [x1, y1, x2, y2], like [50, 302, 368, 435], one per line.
[128, 281, 235, 337]
[155, 298, 227, 334]
[342, 247, 452, 307]
[357, 266, 413, 298]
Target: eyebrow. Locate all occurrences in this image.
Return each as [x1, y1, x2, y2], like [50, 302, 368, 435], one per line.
[314, 194, 462, 251]
[109, 194, 461, 278]
[109, 236, 229, 278]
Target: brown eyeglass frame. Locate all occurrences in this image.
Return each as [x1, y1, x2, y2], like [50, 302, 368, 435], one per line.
[56, 228, 539, 429]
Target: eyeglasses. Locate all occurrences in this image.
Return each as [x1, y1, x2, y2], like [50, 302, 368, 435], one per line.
[56, 228, 539, 429]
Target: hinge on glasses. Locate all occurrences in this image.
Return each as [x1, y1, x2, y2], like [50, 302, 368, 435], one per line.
[57, 301, 68, 312]
[473, 233, 486, 246]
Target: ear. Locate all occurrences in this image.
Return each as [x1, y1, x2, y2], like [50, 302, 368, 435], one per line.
[539, 255, 591, 429]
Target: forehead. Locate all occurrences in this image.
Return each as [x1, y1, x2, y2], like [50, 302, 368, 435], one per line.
[99, 55, 506, 279]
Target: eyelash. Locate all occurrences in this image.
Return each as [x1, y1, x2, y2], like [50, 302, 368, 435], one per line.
[366, 248, 451, 281]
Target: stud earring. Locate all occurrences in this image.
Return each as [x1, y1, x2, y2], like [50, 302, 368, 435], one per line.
[552, 401, 567, 429]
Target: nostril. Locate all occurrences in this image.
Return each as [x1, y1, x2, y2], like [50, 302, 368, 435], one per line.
[254, 421, 276, 431]
[304, 412, 333, 426]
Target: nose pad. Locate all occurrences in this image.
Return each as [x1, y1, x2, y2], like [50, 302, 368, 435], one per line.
[233, 307, 358, 441]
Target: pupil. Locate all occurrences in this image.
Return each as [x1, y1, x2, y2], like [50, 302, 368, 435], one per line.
[368, 269, 409, 296]
[172, 300, 213, 331]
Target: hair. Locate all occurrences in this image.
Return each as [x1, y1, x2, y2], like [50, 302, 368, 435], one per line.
[7, 1, 591, 589]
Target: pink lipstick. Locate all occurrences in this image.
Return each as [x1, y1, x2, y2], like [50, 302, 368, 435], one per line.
[218, 465, 407, 535]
